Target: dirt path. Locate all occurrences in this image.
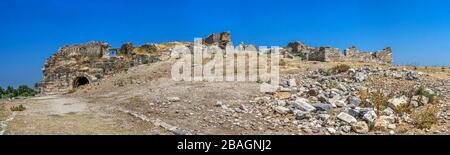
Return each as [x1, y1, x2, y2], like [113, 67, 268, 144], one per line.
[2, 95, 167, 135]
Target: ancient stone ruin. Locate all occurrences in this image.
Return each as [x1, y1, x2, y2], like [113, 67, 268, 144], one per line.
[285, 41, 392, 64]
[35, 41, 189, 94]
[36, 32, 393, 94]
[202, 31, 233, 49]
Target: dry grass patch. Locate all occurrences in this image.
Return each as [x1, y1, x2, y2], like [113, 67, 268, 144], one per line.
[411, 105, 439, 129]
[10, 104, 26, 112]
[330, 64, 351, 74]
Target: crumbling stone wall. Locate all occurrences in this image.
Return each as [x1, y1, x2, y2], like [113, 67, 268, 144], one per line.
[36, 42, 113, 94]
[343, 46, 392, 64]
[37, 32, 393, 94]
[58, 42, 109, 57]
[308, 47, 341, 62]
[374, 47, 393, 64]
[287, 41, 392, 64]
[36, 41, 190, 95]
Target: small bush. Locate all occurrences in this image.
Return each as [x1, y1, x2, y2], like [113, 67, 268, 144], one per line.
[368, 121, 376, 132]
[429, 95, 442, 105]
[10, 104, 26, 111]
[330, 64, 351, 74]
[415, 86, 426, 96]
[412, 106, 438, 129]
[396, 103, 412, 115]
[369, 91, 389, 116]
[108, 57, 115, 63]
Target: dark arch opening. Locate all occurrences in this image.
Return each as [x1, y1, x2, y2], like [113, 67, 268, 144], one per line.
[73, 77, 90, 88]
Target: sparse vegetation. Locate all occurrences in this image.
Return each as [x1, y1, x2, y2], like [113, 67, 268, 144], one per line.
[330, 64, 351, 74]
[369, 91, 389, 116]
[108, 57, 115, 63]
[367, 121, 376, 132]
[396, 103, 412, 115]
[412, 105, 439, 129]
[10, 104, 26, 111]
[0, 86, 4, 98]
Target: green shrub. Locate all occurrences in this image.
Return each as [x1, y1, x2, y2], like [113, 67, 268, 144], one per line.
[108, 57, 116, 63]
[1, 85, 36, 98]
[16, 85, 36, 97]
[369, 91, 389, 116]
[0, 86, 4, 98]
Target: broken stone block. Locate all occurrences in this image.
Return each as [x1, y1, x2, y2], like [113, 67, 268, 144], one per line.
[337, 112, 357, 124]
[363, 110, 377, 124]
[293, 110, 311, 120]
[288, 79, 297, 87]
[353, 72, 367, 82]
[312, 103, 334, 111]
[334, 100, 346, 107]
[388, 95, 408, 110]
[411, 95, 429, 107]
[406, 72, 416, 80]
[308, 88, 320, 96]
[348, 96, 361, 107]
[352, 121, 369, 134]
[260, 83, 278, 94]
[374, 115, 397, 132]
[293, 98, 316, 112]
[274, 106, 291, 115]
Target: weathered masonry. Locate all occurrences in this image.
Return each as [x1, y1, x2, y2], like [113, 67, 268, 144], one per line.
[35, 41, 189, 95]
[285, 41, 392, 64]
[36, 32, 393, 94]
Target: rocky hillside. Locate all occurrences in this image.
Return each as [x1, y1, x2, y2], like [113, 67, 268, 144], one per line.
[3, 58, 444, 135]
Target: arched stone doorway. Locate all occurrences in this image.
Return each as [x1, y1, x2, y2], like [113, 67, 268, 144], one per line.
[73, 76, 90, 88]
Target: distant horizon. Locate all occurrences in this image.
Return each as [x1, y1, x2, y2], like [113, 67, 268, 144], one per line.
[1, 0, 450, 87]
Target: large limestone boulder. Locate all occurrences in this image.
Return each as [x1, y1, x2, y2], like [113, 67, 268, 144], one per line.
[388, 95, 408, 110]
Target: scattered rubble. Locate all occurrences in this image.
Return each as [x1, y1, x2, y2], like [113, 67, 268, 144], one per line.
[24, 31, 449, 135]
[251, 63, 449, 135]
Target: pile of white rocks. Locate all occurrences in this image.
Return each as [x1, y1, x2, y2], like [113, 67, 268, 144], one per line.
[255, 66, 449, 135]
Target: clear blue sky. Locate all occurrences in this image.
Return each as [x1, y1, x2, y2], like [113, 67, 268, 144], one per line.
[1, 0, 449, 87]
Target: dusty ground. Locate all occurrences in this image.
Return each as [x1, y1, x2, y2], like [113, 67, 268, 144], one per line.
[1, 59, 449, 135]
